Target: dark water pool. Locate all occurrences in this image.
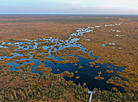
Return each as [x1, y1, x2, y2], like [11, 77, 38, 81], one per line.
[2, 26, 127, 92]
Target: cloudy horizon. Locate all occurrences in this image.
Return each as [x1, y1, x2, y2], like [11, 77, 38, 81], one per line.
[0, 0, 138, 14]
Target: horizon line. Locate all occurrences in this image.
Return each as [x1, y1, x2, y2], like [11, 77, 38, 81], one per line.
[0, 14, 138, 16]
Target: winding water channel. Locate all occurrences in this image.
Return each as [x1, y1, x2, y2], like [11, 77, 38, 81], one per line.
[0, 25, 127, 92]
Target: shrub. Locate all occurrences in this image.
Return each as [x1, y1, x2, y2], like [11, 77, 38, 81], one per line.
[9, 38, 14, 41]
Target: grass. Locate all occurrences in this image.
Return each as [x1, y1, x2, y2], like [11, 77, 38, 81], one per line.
[0, 15, 138, 101]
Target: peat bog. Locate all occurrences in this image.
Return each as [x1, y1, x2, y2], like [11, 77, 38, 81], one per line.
[0, 15, 138, 102]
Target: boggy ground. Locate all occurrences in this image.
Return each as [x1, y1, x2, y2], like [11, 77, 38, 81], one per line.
[46, 56, 79, 64]
[78, 18, 138, 92]
[0, 62, 90, 102]
[51, 47, 95, 60]
[0, 45, 90, 102]
[0, 15, 119, 42]
[0, 15, 138, 102]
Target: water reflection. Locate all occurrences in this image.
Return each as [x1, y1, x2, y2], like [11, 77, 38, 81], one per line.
[0, 26, 127, 92]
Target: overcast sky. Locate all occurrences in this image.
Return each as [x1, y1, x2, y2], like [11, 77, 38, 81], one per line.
[0, 0, 138, 14]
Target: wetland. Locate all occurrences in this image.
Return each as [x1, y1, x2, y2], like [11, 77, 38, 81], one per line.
[0, 15, 138, 102]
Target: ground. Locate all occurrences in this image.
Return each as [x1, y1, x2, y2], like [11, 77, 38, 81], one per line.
[0, 15, 138, 102]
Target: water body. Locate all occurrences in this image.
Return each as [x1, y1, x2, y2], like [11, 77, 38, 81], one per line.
[2, 26, 127, 92]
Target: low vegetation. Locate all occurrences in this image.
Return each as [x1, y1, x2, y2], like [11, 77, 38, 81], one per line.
[0, 15, 138, 101]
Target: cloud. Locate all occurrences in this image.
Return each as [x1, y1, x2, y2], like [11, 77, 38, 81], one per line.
[0, 0, 138, 14]
[91, 0, 138, 8]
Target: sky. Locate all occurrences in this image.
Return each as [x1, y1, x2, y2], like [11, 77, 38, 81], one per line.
[0, 0, 138, 14]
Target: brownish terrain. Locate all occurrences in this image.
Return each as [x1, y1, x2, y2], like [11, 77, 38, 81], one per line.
[0, 15, 138, 102]
[0, 15, 119, 41]
[78, 17, 138, 92]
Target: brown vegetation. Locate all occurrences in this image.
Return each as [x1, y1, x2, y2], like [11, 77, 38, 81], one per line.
[106, 70, 114, 73]
[51, 47, 95, 60]
[0, 15, 119, 42]
[94, 75, 104, 80]
[78, 65, 83, 69]
[76, 76, 80, 79]
[46, 56, 79, 64]
[0, 15, 138, 101]
[77, 17, 138, 92]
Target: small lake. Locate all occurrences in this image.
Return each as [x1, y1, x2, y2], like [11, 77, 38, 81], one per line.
[1, 26, 127, 92]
